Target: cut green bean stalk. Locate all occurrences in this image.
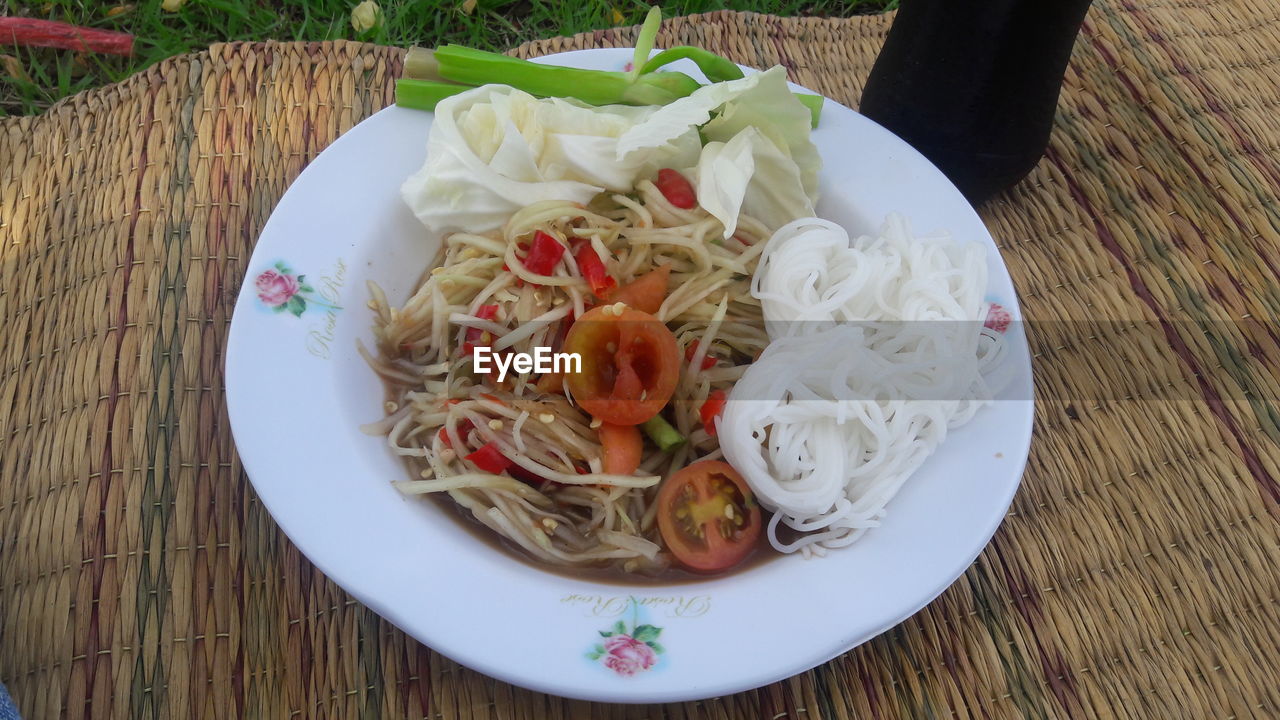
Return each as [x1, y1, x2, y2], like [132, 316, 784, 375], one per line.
[396, 78, 469, 111]
[640, 46, 745, 83]
[432, 43, 701, 107]
[403, 45, 444, 82]
[796, 93, 823, 128]
[392, 5, 822, 125]
[642, 414, 686, 452]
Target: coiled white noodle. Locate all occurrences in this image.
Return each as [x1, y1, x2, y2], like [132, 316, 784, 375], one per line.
[721, 214, 1008, 556]
[753, 214, 989, 335]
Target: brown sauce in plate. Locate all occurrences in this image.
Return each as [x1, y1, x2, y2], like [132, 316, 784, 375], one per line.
[427, 492, 779, 586]
[380, 378, 777, 583]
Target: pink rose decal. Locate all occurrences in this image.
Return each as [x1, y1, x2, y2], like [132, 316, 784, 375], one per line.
[586, 598, 664, 676]
[253, 261, 340, 318]
[984, 302, 1011, 334]
[256, 269, 300, 307]
[601, 635, 658, 676]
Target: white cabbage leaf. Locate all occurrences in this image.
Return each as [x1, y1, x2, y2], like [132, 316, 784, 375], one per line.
[700, 77, 820, 203]
[402, 84, 701, 235]
[618, 66, 820, 237]
[695, 126, 816, 238]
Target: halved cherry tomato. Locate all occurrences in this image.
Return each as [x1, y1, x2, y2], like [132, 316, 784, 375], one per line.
[699, 389, 727, 437]
[654, 168, 697, 209]
[610, 264, 670, 315]
[656, 460, 761, 573]
[599, 422, 643, 475]
[563, 305, 679, 425]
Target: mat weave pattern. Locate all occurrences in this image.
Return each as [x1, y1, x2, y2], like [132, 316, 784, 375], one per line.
[3, 1, 1280, 717]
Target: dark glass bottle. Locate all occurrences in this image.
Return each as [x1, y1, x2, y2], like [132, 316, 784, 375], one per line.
[859, 0, 1095, 204]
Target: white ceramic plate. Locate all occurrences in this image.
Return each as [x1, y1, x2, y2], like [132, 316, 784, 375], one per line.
[226, 48, 1034, 703]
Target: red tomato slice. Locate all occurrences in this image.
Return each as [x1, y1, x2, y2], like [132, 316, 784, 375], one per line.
[656, 461, 762, 573]
[563, 305, 679, 425]
[599, 422, 643, 475]
[610, 264, 670, 315]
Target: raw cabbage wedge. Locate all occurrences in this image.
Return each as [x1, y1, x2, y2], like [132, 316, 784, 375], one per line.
[402, 65, 820, 239]
[617, 66, 819, 237]
[695, 126, 816, 239]
[402, 84, 701, 234]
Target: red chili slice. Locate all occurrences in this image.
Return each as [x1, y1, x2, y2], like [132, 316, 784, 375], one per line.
[573, 241, 617, 298]
[465, 442, 512, 473]
[521, 230, 566, 276]
[437, 418, 475, 448]
[507, 462, 547, 485]
[461, 305, 500, 356]
[685, 341, 718, 370]
[699, 389, 727, 436]
[654, 168, 697, 209]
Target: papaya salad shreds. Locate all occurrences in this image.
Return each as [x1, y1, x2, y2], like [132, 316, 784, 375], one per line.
[361, 181, 771, 571]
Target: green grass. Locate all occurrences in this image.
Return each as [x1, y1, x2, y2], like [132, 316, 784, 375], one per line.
[1, 0, 893, 116]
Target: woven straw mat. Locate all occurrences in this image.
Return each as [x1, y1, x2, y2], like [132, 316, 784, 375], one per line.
[3, 1, 1280, 718]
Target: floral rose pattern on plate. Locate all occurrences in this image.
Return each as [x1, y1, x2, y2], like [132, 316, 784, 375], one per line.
[255, 261, 341, 317]
[984, 301, 1011, 334]
[586, 597, 664, 676]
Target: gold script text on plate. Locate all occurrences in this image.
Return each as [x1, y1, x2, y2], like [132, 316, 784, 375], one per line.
[560, 593, 712, 618]
[306, 258, 348, 359]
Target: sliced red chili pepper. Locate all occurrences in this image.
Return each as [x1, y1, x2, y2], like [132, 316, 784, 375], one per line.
[685, 341, 718, 370]
[465, 442, 512, 473]
[521, 230, 566, 276]
[507, 462, 545, 485]
[460, 306, 499, 356]
[461, 328, 493, 356]
[699, 389, 727, 436]
[502, 260, 527, 287]
[437, 418, 475, 448]
[573, 240, 617, 298]
[654, 168, 697, 209]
